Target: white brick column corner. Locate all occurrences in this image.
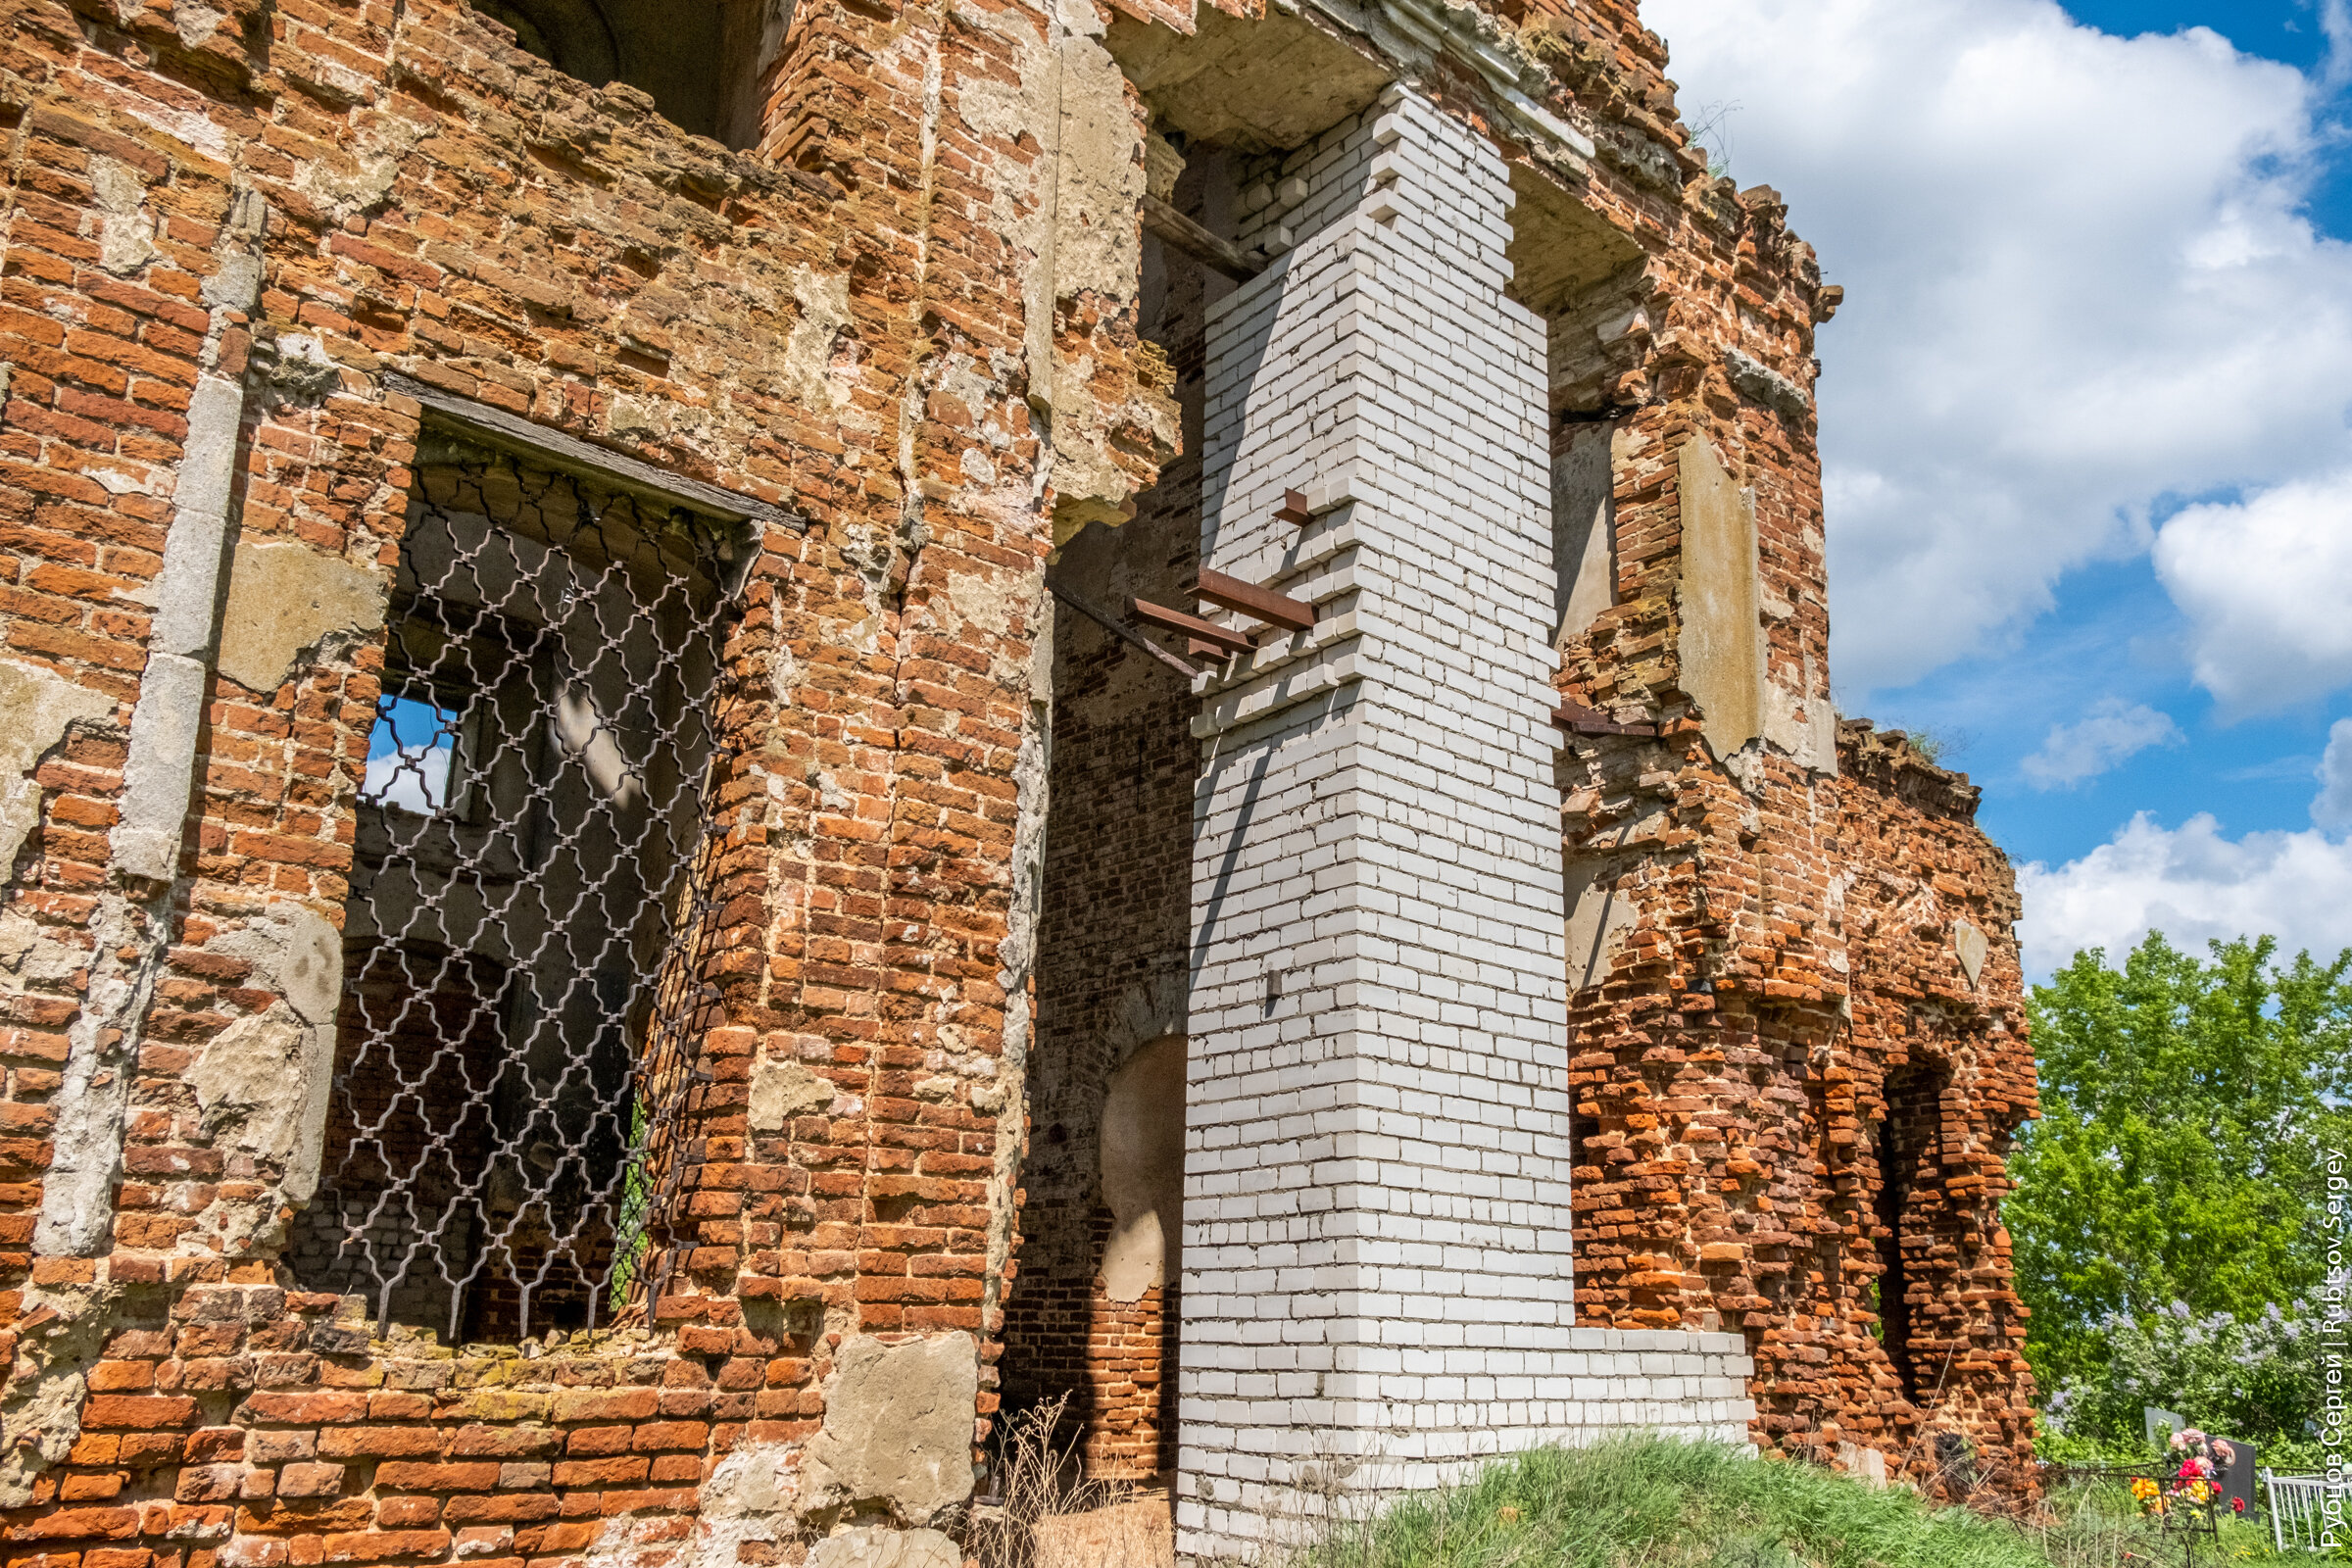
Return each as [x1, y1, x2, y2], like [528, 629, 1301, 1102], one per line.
[1177, 91, 1754, 1559]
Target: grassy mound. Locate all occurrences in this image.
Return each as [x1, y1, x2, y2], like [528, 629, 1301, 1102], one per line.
[1290, 1436, 2325, 1568]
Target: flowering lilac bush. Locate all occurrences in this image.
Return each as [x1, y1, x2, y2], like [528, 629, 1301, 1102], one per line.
[2040, 1296, 2327, 1467]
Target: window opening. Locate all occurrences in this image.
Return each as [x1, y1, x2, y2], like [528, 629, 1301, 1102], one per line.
[464, 0, 791, 151]
[289, 441, 751, 1344]
[362, 690, 475, 816]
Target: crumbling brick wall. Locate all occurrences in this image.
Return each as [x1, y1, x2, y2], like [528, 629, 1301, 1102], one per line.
[1558, 706, 2039, 1495]
[0, 0, 2041, 1548]
[0, 0, 1171, 1555]
[995, 147, 1224, 1483]
[996, 520, 1196, 1479]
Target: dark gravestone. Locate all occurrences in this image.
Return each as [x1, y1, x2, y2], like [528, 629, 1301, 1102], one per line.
[2218, 1438, 2257, 1516]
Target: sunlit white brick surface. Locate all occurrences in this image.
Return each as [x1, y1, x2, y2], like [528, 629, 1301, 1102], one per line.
[1178, 89, 1754, 1561]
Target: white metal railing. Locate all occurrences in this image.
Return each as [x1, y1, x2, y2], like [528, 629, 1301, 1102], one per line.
[2263, 1468, 2344, 1553]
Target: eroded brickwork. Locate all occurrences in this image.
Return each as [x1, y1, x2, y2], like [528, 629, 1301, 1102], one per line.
[0, 0, 1168, 1552]
[0, 0, 2038, 1555]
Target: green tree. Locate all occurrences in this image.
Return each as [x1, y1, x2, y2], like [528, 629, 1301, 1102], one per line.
[2008, 932, 2352, 1392]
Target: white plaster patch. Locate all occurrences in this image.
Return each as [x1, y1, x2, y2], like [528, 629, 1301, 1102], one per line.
[1761, 648, 1838, 776]
[800, 1334, 978, 1524]
[1953, 918, 1988, 988]
[125, 103, 230, 162]
[1552, 422, 1615, 646]
[204, 905, 345, 1026]
[216, 540, 388, 694]
[0, 910, 85, 986]
[291, 116, 420, 220]
[1565, 857, 1641, 991]
[0, 661, 115, 883]
[783, 268, 856, 411]
[172, 0, 228, 50]
[186, 1004, 335, 1200]
[749, 1055, 835, 1131]
[808, 1529, 958, 1568]
[1676, 438, 1764, 759]
[90, 157, 160, 276]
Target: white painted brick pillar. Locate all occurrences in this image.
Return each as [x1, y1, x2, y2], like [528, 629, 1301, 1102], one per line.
[1177, 90, 1753, 1559]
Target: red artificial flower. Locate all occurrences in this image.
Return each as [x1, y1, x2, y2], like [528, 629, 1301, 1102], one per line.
[2232, 1496, 2246, 1513]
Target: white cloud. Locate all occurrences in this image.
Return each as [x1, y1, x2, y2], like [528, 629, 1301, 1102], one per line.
[2020, 697, 2182, 788]
[2313, 716, 2352, 827]
[363, 742, 451, 814]
[2153, 471, 2352, 710]
[1645, 0, 2352, 698]
[2018, 811, 2352, 979]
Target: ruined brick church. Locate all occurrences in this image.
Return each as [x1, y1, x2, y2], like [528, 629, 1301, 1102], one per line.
[0, 0, 2041, 1557]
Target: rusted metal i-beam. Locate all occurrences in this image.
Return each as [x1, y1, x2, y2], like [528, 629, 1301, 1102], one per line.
[1133, 596, 1254, 656]
[1195, 567, 1314, 633]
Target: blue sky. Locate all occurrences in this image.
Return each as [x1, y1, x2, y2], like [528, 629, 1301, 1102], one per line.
[1934, 0, 2350, 865]
[1647, 0, 2352, 978]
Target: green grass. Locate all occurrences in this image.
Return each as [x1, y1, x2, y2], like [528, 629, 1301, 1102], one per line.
[1283, 1438, 2336, 1568]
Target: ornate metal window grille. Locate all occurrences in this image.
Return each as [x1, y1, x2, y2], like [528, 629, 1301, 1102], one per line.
[290, 435, 753, 1343]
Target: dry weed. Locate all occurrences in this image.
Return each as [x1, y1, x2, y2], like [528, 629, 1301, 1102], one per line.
[972, 1396, 1172, 1568]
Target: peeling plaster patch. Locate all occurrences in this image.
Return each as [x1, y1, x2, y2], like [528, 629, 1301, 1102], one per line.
[1723, 740, 1768, 798]
[608, 393, 675, 444]
[1677, 438, 1764, 760]
[172, 0, 227, 49]
[89, 157, 159, 276]
[1048, 33, 1145, 305]
[946, 566, 1051, 686]
[201, 904, 344, 1027]
[1552, 421, 1614, 645]
[249, 332, 341, 406]
[0, 910, 83, 986]
[984, 616, 1054, 1344]
[800, 1336, 978, 1523]
[955, 0, 1164, 533]
[1761, 650, 1838, 776]
[124, 102, 228, 161]
[1566, 857, 1640, 991]
[0, 661, 115, 881]
[749, 1055, 835, 1130]
[37, 895, 176, 1255]
[1953, 918, 1987, 989]
[292, 116, 419, 220]
[1099, 1034, 1184, 1303]
[187, 1004, 334, 1203]
[783, 268, 855, 411]
[808, 1529, 959, 1568]
[0, 1282, 117, 1508]
[215, 540, 388, 695]
[625, 1440, 805, 1568]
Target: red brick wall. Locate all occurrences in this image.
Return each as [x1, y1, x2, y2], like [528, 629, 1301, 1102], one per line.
[997, 199, 1216, 1480]
[0, 0, 1170, 1550]
[0, 0, 2044, 1550]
